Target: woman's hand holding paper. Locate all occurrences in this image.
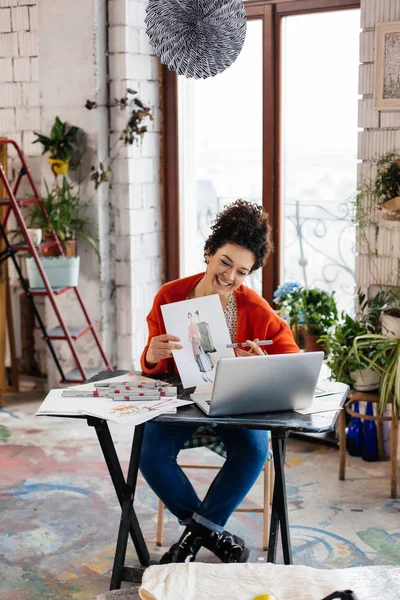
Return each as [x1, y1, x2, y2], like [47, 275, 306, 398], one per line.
[146, 334, 183, 366]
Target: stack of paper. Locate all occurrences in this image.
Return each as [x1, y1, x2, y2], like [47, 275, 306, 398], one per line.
[36, 373, 192, 425]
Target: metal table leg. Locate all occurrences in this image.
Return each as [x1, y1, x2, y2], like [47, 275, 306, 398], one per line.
[87, 419, 149, 589]
[267, 430, 292, 565]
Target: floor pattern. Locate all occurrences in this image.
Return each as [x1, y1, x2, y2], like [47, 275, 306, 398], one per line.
[1, 398, 399, 599]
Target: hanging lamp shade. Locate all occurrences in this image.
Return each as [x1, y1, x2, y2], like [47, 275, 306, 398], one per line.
[145, 0, 247, 79]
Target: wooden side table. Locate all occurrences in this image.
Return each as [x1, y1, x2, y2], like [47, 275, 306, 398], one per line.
[338, 389, 399, 498]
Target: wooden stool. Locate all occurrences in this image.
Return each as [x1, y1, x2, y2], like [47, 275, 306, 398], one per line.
[156, 455, 274, 551]
[338, 390, 399, 499]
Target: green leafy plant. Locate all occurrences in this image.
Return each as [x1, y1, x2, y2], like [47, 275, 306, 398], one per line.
[27, 177, 99, 258]
[294, 288, 338, 336]
[353, 334, 400, 414]
[33, 116, 80, 162]
[373, 151, 400, 206]
[320, 314, 369, 386]
[321, 289, 400, 387]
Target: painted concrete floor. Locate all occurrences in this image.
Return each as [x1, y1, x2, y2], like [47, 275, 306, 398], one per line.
[0, 394, 399, 600]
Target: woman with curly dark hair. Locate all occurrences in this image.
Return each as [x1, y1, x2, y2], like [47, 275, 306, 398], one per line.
[140, 200, 299, 565]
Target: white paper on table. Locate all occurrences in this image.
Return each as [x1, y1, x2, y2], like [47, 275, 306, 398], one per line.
[294, 394, 343, 415]
[314, 385, 336, 398]
[82, 398, 192, 424]
[36, 388, 193, 425]
[161, 295, 234, 389]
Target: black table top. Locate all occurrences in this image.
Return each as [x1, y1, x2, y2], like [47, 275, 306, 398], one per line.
[88, 370, 349, 434]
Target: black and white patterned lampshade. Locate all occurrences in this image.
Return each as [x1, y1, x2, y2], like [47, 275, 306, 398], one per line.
[145, 0, 247, 79]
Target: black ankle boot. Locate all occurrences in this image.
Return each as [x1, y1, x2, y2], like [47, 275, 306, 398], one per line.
[202, 529, 250, 563]
[159, 524, 204, 564]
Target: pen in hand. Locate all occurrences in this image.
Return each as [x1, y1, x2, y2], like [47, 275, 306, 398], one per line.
[226, 340, 273, 349]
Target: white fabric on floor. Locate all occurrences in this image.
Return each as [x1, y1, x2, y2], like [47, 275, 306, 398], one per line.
[138, 563, 400, 600]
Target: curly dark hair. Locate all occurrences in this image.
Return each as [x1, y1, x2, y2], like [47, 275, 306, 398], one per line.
[204, 199, 272, 272]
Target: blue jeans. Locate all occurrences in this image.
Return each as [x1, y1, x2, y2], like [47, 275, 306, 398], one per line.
[140, 422, 269, 533]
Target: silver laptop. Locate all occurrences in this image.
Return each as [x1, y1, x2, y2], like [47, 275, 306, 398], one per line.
[191, 352, 324, 417]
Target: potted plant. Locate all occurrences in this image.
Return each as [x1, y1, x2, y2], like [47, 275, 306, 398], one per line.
[26, 177, 99, 258]
[24, 178, 99, 289]
[381, 306, 400, 338]
[321, 289, 398, 390]
[373, 151, 400, 221]
[353, 334, 400, 414]
[320, 313, 377, 389]
[294, 288, 338, 353]
[33, 116, 80, 176]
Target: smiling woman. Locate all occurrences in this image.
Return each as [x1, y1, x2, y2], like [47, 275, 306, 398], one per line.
[139, 199, 299, 567]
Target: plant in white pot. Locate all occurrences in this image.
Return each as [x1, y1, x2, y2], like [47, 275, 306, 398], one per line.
[353, 334, 400, 415]
[381, 306, 400, 338]
[321, 290, 396, 390]
[25, 178, 99, 289]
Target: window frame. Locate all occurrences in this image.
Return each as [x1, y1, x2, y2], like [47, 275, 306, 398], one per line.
[161, 0, 360, 302]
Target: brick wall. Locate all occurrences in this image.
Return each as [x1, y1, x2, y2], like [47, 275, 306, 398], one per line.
[0, 0, 39, 169]
[356, 0, 400, 294]
[108, 0, 162, 370]
[1, 0, 163, 381]
[0, 0, 44, 372]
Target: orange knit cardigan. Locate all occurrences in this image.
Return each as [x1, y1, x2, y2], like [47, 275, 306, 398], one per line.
[140, 272, 299, 375]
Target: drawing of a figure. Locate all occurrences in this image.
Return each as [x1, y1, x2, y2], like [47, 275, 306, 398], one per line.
[194, 310, 217, 368]
[187, 312, 214, 383]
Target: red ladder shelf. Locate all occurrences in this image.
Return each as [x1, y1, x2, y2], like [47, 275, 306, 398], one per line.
[0, 138, 112, 384]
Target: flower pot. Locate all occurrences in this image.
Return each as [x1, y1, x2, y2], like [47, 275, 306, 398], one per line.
[48, 157, 70, 175]
[304, 334, 326, 355]
[381, 208, 400, 221]
[350, 368, 380, 392]
[381, 309, 400, 338]
[26, 256, 80, 289]
[42, 233, 77, 257]
[377, 196, 400, 221]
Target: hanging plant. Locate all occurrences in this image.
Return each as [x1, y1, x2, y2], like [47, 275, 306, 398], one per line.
[86, 89, 153, 188]
[373, 151, 400, 220]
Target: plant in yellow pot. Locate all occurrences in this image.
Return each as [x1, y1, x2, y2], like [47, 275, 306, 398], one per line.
[33, 116, 80, 176]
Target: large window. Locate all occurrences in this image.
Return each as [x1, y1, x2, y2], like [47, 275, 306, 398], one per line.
[178, 20, 263, 294]
[164, 0, 361, 306]
[280, 9, 360, 312]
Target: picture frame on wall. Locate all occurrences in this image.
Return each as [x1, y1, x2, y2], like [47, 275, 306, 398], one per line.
[374, 21, 400, 110]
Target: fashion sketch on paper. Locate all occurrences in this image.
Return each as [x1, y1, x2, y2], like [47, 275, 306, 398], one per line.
[194, 310, 217, 368]
[187, 312, 214, 383]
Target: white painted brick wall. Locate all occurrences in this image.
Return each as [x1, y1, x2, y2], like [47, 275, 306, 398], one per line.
[109, 0, 162, 370]
[356, 0, 400, 291]
[3, 0, 162, 380]
[11, 5, 29, 30]
[0, 7, 11, 31]
[0, 31, 18, 55]
[0, 57, 12, 80]
[13, 56, 30, 80]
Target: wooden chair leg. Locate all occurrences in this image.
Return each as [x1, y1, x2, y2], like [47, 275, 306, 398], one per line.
[156, 500, 164, 546]
[339, 408, 346, 481]
[263, 462, 270, 550]
[391, 407, 398, 499]
[268, 459, 274, 505]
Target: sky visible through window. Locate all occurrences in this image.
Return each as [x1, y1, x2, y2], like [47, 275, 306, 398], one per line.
[179, 9, 361, 312]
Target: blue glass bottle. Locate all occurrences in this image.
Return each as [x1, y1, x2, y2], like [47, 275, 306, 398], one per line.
[362, 401, 379, 462]
[346, 401, 363, 457]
